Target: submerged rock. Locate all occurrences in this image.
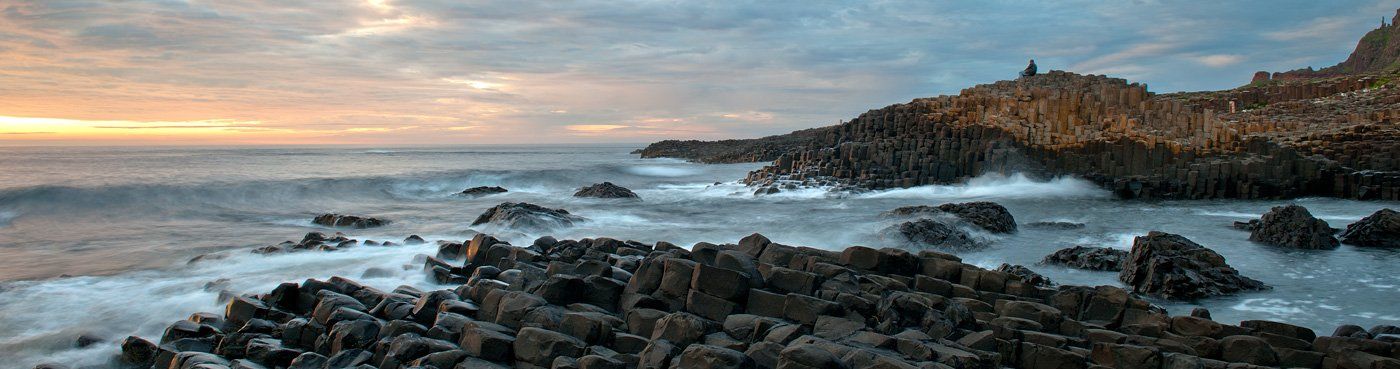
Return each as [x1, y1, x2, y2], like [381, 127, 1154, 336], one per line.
[312, 214, 387, 229]
[573, 182, 639, 199]
[882, 219, 978, 250]
[885, 202, 1017, 234]
[1248, 205, 1339, 249]
[471, 202, 583, 231]
[1024, 221, 1085, 230]
[1041, 246, 1127, 271]
[1120, 231, 1268, 299]
[1339, 208, 1399, 248]
[460, 186, 508, 197]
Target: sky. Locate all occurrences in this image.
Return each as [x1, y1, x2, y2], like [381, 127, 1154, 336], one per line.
[0, 0, 1395, 146]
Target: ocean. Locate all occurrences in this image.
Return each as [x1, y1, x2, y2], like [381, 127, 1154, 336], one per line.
[0, 145, 1397, 368]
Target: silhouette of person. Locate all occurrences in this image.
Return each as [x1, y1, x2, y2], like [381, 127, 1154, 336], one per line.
[1021, 59, 1037, 78]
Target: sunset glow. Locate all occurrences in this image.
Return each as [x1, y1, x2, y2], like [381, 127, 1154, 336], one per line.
[0, 1, 1390, 145]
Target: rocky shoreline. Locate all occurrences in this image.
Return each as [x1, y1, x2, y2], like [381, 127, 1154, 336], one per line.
[76, 200, 1400, 369]
[635, 18, 1400, 201]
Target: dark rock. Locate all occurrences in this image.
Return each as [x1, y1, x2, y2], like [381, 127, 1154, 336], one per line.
[1248, 205, 1339, 249]
[460, 186, 509, 197]
[882, 219, 978, 250]
[120, 336, 159, 367]
[574, 182, 640, 199]
[1219, 335, 1279, 366]
[996, 263, 1053, 287]
[676, 344, 752, 369]
[514, 327, 587, 366]
[460, 328, 515, 362]
[1119, 231, 1268, 299]
[471, 202, 584, 231]
[1041, 246, 1128, 271]
[935, 202, 1017, 233]
[313, 214, 387, 229]
[1340, 208, 1400, 247]
[404, 235, 426, 244]
[1024, 221, 1086, 230]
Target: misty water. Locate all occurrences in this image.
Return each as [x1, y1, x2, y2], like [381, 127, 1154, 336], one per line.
[0, 145, 1397, 368]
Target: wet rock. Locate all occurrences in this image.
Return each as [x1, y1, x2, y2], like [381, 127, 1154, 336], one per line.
[471, 202, 584, 231]
[1247, 204, 1339, 249]
[514, 327, 587, 366]
[574, 182, 639, 199]
[1220, 335, 1279, 366]
[120, 336, 159, 367]
[882, 219, 978, 250]
[1119, 231, 1268, 299]
[1025, 221, 1086, 230]
[460, 186, 509, 197]
[676, 344, 752, 369]
[996, 263, 1053, 287]
[935, 201, 1017, 233]
[884, 201, 1016, 233]
[312, 214, 387, 229]
[404, 235, 426, 245]
[1041, 246, 1128, 271]
[1339, 208, 1400, 247]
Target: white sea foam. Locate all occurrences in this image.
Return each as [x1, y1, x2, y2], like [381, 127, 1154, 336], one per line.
[0, 237, 445, 369]
[623, 165, 701, 177]
[859, 173, 1109, 200]
[1231, 298, 1306, 316]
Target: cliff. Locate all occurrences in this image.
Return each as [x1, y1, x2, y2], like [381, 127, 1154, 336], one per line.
[636, 10, 1400, 200]
[1267, 10, 1400, 80]
[639, 70, 1400, 200]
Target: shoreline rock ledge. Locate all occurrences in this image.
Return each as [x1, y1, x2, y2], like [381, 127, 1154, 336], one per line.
[103, 231, 1400, 369]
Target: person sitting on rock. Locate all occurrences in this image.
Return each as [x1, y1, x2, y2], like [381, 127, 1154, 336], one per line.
[1020, 59, 1037, 78]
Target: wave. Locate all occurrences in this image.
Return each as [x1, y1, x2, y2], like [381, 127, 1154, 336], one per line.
[859, 173, 1110, 200]
[622, 165, 701, 177]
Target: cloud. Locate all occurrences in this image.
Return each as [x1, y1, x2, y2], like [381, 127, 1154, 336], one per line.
[0, 0, 1392, 144]
[1194, 54, 1246, 67]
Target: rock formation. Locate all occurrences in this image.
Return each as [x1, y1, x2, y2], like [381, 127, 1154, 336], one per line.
[881, 219, 979, 251]
[639, 15, 1400, 201]
[312, 214, 387, 229]
[460, 186, 509, 197]
[1041, 246, 1127, 271]
[574, 182, 640, 199]
[1246, 205, 1340, 250]
[470, 202, 584, 231]
[1119, 231, 1268, 300]
[884, 202, 1016, 234]
[111, 231, 1400, 369]
[1340, 208, 1400, 247]
[1271, 10, 1400, 80]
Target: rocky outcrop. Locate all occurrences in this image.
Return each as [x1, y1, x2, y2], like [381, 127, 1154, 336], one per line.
[996, 264, 1052, 287]
[459, 186, 508, 197]
[1041, 246, 1127, 271]
[247, 231, 404, 254]
[573, 182, 640, 199]
[633, 128, 832, 163]
[1119, 231, 1269, 299]
[1340, 208, 1400, 247]
[884, 202, 1016, 234]
[312, 214, 386, 229]
[470, 202, 583, 231]
[1271, 10, 1400, 80]
[881, 219, 978, 251]
[114, 231, 1400, 369]
[1246, 205, 1340, 249]
[934, 202, 1016, 234]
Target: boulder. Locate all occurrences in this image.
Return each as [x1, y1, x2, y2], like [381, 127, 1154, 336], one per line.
[1119, 231, 1268, 299]
[460, 186, 509, 197]
[996, 264, 1053, 287]
[884, 201, 1016, 233]
[312, 214, 387, 229]
[1247, 204, 1339, 249]
[676, 344, 752, 369]
[1340, 208, 1400, 248]
[471, 202, 584, 231]
[513, 327, 587, 366]
[574, 182, 639, 199]
[1041, 246, 1128, 271]
[935, 201, 1017, 233]
[882, 219, 978, 251]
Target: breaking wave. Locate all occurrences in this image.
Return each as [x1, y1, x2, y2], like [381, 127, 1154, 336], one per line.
[861, 173, 1109, 200]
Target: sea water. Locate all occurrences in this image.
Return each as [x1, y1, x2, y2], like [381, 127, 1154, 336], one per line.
[0, 145, 1396, 368]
